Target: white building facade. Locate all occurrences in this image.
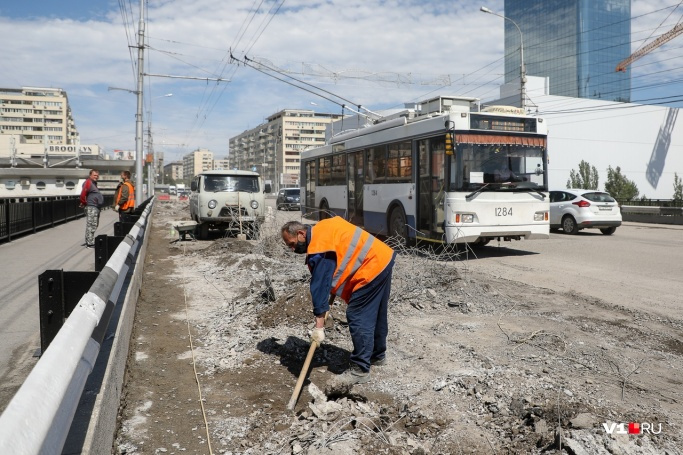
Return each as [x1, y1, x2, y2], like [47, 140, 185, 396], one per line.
[182, 148, 214, 180]
[228, 109, 341, 191]
[497, 77, 682, 199]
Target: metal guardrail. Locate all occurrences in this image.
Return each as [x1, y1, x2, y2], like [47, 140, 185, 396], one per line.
[0, 195, 115, 243]
[0, 199, 153, 455]
[621, 205, 683, 216]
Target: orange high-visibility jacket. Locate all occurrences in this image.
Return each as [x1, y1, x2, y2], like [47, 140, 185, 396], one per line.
[114, 181, 135, 211]
[308, 217, 394, 302]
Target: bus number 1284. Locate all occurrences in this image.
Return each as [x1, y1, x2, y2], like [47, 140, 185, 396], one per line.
[495, 207, 513, 216]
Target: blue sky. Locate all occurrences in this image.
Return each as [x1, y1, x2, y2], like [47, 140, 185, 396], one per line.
[1, 0, 682, 163]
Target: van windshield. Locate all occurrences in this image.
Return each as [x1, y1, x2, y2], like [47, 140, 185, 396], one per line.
[204, 175, 260, 193]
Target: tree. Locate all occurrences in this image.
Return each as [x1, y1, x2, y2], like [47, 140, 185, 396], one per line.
[673, 172, 683, 203]
[566, 160, 599, 189]
[604, 166, 639, 200]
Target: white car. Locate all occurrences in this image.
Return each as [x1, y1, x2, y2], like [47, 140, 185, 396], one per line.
[549, 189, 622, 235]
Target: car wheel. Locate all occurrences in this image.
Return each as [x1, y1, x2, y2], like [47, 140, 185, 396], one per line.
[388, 206, 408, 244]
[600, 227, 617, 235]
[562, 215, 579, 235]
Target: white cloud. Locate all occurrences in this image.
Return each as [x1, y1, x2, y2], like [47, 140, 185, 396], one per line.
[1, 0, 682, 162]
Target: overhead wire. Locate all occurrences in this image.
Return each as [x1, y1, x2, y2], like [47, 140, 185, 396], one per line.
[133, 1, 683, 151]
[117, 0, 138, 84]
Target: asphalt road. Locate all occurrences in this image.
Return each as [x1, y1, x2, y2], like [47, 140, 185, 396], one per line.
[0, 209, 117, 412]
[463, 221, 683, 321]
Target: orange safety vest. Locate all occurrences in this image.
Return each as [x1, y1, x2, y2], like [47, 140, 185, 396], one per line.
[308, 217, 394, 302]
[115, 181, 135, 211]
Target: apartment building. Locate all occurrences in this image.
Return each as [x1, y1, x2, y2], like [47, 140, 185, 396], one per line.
[0, 87, 79, 146]
[163, 161, 184, 183]
[228, 109, 341, 191]
[213, 158, 230, 170]
[182, 148, 213, 180]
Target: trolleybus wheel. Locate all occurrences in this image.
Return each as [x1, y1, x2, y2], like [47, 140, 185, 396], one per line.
[388, 206, 407, 243]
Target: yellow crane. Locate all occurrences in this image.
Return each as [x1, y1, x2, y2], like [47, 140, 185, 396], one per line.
[616, 22, 683, 72]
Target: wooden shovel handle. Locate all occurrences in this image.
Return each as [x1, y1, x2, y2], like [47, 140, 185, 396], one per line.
[286, 338, 319, 410]
[286, 295, 334, 411]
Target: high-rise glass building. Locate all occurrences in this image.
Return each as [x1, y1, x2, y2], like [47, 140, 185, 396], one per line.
[504, 0, 631, 102]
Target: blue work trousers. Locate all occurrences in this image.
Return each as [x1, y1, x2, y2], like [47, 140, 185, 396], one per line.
[346, 256, 395, 373]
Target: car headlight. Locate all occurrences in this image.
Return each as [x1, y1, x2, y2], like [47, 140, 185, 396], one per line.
[250, 200, 259, 209]
[208, 199, 217, 209]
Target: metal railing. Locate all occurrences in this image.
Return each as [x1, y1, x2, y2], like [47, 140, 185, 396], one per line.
[0, 196, 115, 243]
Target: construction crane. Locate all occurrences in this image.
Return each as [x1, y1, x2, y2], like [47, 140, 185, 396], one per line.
[616, 22, 683, 72]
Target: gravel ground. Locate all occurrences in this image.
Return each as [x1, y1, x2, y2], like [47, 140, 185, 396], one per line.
[114, 200, 682, 455]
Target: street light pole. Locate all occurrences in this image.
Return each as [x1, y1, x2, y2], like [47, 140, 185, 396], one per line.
[481, 6, 526, 110]
[135, 0, 145, 205]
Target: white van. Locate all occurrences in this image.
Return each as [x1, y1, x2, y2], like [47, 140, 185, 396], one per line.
[189, 170, 271, 239]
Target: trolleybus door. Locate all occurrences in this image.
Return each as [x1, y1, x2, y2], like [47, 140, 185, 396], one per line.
[416, 137, 446, 240]
[347, 151, 364, 226]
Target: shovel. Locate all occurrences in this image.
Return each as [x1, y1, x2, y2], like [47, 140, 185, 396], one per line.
[286, 295, 334, 411]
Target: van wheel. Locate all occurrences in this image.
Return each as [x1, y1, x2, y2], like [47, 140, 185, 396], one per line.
[472, 237, 491, 247]
[388, 206, 407, 244]
[562, 215, 579, 235]
[196, 223, 209, 240]
[319, 201, 331, 221]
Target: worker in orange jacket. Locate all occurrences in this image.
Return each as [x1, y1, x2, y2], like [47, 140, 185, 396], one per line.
[113, 170, 135, 221]
[281, 217, 396, 392]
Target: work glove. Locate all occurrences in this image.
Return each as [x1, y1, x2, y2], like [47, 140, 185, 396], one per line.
[114, 205, 120, 211]
[310, 327, 325, 344]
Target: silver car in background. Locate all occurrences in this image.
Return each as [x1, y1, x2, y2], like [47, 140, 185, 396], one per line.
[276, 188, 301, 211]
[549, 189, 622, 235]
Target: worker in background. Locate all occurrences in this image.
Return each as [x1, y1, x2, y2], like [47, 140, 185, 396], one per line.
[79, 169, 104, 248]
[281, 217, 396, 393]
[113, 170, 135, 221]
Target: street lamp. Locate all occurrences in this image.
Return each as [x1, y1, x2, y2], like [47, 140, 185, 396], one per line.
[146, 93, 173, 196]
[108, 86, 144, 202]
[481, 6, 526, 109]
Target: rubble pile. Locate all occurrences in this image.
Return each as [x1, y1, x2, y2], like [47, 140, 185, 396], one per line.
[115, 202, 682, 455]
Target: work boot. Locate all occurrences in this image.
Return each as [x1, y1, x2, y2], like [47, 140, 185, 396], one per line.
[324, 364, 370, 396]
[371, 356, 387, 366]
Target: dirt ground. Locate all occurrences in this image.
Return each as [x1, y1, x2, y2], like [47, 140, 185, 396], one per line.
[114, 201, 682, 455]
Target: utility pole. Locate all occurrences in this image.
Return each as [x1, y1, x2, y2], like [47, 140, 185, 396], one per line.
[134, 0, 145, 205]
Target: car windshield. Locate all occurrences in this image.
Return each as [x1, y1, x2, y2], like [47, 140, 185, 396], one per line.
[283, 189, 299, 196]
[204, 175, 259, 193]
[582, 192, 615, 203]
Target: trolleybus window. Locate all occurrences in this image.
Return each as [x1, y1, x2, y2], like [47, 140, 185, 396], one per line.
[454, 141, 546, 191]
[318, 156, 331, 186]
[331, 153, 346, 185]
[387, 140, 412, 183]
[366, 146, 386, 184]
